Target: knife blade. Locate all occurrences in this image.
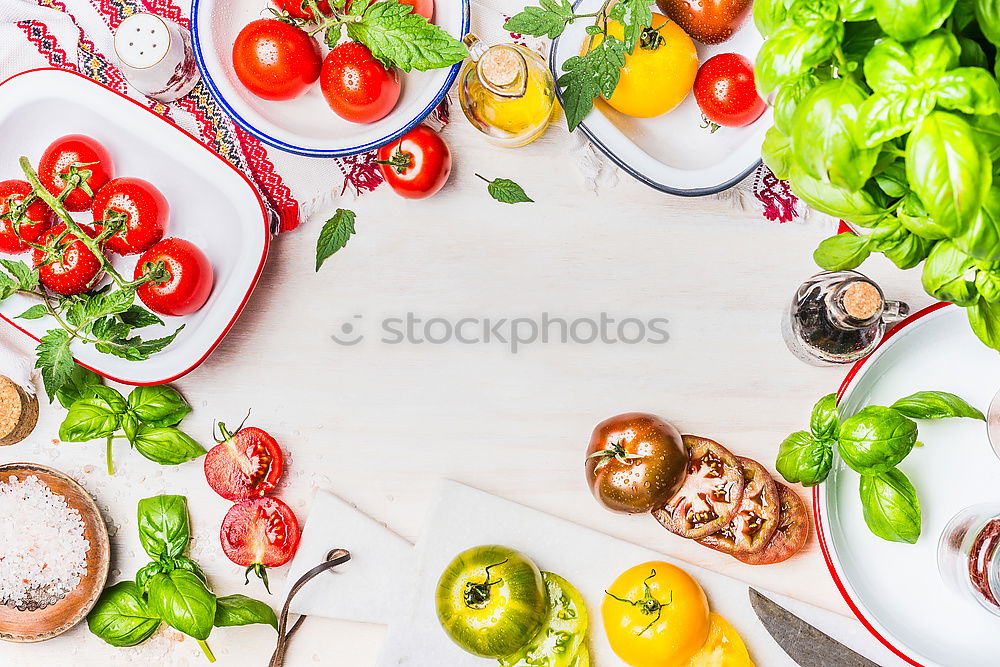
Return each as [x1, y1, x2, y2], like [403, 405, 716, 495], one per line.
[749, 588, 881, 667]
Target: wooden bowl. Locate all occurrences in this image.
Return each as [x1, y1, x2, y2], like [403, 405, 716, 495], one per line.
[0, 463, 110, 642]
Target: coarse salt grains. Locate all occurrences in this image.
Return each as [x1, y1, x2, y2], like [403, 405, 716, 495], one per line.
[0, 475, 89, 609]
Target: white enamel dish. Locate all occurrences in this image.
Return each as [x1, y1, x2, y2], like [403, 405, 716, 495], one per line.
[550, 0, 772, 196]
[190, 0, 470, 157]
[0, 68, 269, 386]
[817, 303, 1000, 667]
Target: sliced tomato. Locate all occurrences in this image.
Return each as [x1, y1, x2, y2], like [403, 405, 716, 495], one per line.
[652, 435, 745, 540]
[697, 457, 779, 555]
[733, 483, 810, 565]
[204, 425, 284, 501]
[221, 497, 301, 592]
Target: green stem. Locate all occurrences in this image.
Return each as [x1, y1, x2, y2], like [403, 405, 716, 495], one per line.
[105, 435, 114, 475]
[198, 639, 216, 663]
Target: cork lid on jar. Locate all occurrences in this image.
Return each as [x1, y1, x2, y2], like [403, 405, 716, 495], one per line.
[841, 280, 884, 322]
[0, 376, 38, 446]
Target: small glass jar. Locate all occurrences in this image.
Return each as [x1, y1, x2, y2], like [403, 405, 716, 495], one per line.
[458, 33, 557, 148]
[938, 503, 1000, 616]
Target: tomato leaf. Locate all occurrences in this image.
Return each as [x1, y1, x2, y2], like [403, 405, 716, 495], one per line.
[346, 0, 467, 72]
[558, 34, 628, 131]
[35, 328, 75, 401]
[485, 177, 534, 204]
[504, 0, 576, 39]
[16, 304, 47, 320]
[54, 362, 104, 409]
[315, 208, 357, 272]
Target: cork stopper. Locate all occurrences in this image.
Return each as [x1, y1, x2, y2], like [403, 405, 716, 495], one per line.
[0, 376, 37, 446]
[841, 281, 883, 321]
[480, 47, 521, 87]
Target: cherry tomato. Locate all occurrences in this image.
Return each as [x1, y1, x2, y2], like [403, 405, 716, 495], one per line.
[221, 497, 301, 592]
[92, 177, 168, 256]
[33, 223, 104, 296]
[135, 238, 214, 317]
[272, 0, 331, 20]
[233, 19, 322, 101]
[346, 0, 434, 20]
[375, 125, 452, 199]
[693, 53, 766, 128]
[656, 0, 752, 45]
[204, 424, 284, 501]
[0, 180, 53, 253]
[321, 41, 400, 124]
[38, 135, 115, 212]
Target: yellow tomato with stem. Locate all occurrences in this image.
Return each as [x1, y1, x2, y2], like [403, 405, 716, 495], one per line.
[685, 614, 755, 667]
[587, 13, 699, 118]
[602, 562, 711, 667]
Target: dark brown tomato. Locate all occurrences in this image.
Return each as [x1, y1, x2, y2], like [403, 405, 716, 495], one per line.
[585, 413, 688, 514]
[655, 0, 752, 45]
[697, 457, 779, 555]
[734, 483, 810, 565]
[652, 435, 745, 539]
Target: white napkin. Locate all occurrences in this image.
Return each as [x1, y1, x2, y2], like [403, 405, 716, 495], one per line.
[282, 489, 412, 626]
[0, 323, 38, 395]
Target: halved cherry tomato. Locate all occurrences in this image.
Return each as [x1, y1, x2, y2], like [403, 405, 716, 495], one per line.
[693, 53, 766, 128]
[233, 19, 322, 101]
[273, 0, 331, 20]
[221, 497, 301, 592]
[0, 179, 53, 253]
[734, 483, 809, 565]
[135, 238, 213, 317]
[375, 125, 452, 199]
[38, 135, 115, 212]
[321, 41, 400, 124]
[204, 424, 284, 501]
[652, 435, 745, 540]
[32, 223, 104, 296]
[346, 0, 434, 20]
[697, 456, 779, 555]
[92, 177, 168, 256]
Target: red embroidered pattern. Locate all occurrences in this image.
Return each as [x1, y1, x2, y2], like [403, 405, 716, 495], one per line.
[752, 164, 799, 223]
[233, 126, 300, 231]
[18, 20, 79, 71]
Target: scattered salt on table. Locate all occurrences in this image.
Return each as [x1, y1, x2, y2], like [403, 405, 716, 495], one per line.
[0, 475, 89, 609]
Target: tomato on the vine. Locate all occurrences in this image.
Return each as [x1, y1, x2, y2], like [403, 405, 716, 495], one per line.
[135, 238, 214, 317]
[693, 53, 766, 128]
[321, 41, 400, 124]
[0, 179, 53, 253]
[33, 223, 104, 296]
[221, 497, 301, 592]
[375, 125, 452, 199]
[38, 135, 115, 212]
[92, 177, 168, 256]
[233, 19, 322, 101]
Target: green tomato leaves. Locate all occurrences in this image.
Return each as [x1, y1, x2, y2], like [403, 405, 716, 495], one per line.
[860, 468, 923, 543]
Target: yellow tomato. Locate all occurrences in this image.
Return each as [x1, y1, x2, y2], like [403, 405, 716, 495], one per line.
[602, 562, 711, 667]
[686, 614, 755, 667]
[587, 14, 698, 118]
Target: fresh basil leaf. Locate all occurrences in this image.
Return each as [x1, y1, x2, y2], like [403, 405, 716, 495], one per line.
[841, 0, 875, 21]
[147, 570, 217, 641]
[35, 329, 75, 401]
[841, 20, 883, 66]
[54, 362, 104, 409]
[860, 468, 922, 543]
[753, 0, 789, 36]
[969, 297, 1000, 349]
[772, 73, 822, 136]
[122, 412, 139, 444]
[487, 178, 534, 204]
[137, 495, 190, 559]
[810, 394, 841, 440]
[856, 91, 935, 148]
[890, 391, 986, 420]
[955, 184, 1000, 262]
[909, 29, 962, 75]
[872, 0, 956, 42]
[136, 561, 168, 595]
[754, 21, 842, 93]
[863, 37, 916, 93]
[975, 0, 1000, 46]
[958, 36, 989, 68]
[789, 168, 889, 226]
[59, 393, 125, 442]
[346, 0, 468, 72]
[967, 112, 1000, 160]
[503, 0, 575, 39]
[866, 217, 911, 252]
[814, 233, 872, 271]
[776, 431, 834, 487]
[896, 193, 949, 239]
[132, 425, 206, 466]
[761, 126, 794, 180]
[874, 160, 909, 199]
[172, 556, 209, 584]
[214, 595, 278, 630]
[315, 209, 357, 272]
[978, 269, 1000, 302]
[127, 385, 191, 427]
[87, 581, 161, 647]
[838, 406, 918, 474]
[935, 67, 1000, 115]
[884, 231, 936, 269]
[921, 241, 981, 306]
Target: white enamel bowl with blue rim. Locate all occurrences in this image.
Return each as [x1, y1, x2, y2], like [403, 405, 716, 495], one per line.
[190, 0, 470, 157]
[550, 0, 771, 196]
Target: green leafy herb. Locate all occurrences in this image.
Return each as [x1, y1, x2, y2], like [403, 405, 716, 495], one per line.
[810, 393, 841, 440]
[775, 430, 834, 486]
[132, 425, 206, 466]
[890, 390, 986, 420]
[477, 174, 534, 204]
[147, 570, 217, 641]
[838, 406, 918, 474]
[343, 0, 467, 72]
[54, 362, 104, 409]
[87, 581, 161, 648]
[214, 595, 279, 630]
[127, 385, 191, 427]
[503, 0, 575, 39]
[137, 495, 191, 560]
[315, 208, 357, 272]
[859, 468, 922, 543]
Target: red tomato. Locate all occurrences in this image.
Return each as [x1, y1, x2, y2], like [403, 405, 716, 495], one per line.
[33, 223, 104, 296]
[321, 41, 400, 123]
[0, 180, 54, 253]
[346, 0, 434, 20]
[693, 53, 766, 128]
[204, 425, 284, 501]
[232, 19, 322, 101]
[273, 0, 331, 20]
[221, 497, 301, 591]
[92, 177, 168, 256]
[375, 125, 452, 199]
[135, 238, 214, 317]
[38, 135, 114, 212]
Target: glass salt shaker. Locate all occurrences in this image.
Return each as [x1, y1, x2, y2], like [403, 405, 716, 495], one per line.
[112, 13, 200, 103]
[782, 270, 909, 366]
[938, 504, 1000, 617]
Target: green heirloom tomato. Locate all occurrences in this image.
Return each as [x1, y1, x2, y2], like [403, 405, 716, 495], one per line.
[922, 241, 980, 306]
[499, 572, 588, 667]
[838, 406, 918, 474]
[436, 545, 546, 658]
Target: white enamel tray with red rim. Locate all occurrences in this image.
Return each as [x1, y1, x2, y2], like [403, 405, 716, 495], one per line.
[549, 0, 772, 196]
[0, 68, 269, 385]
[817, 302, 1000, 666]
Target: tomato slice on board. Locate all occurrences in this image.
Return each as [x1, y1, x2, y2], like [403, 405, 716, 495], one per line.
[733, 483, 810, 565]
[221, 497, 301, 592]
[204, 425, 284, 501]
[652, 435, 745, 540]
[499, 572, 589, 667]
[697, 456, 779, 556]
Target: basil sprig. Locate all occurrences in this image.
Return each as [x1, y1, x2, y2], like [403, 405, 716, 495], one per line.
[58, 381, 202, 474]
[88, 495, 276, 660]
[776, 390, 983, 543]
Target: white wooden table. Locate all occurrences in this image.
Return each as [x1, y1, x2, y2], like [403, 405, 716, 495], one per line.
[0, 118, 934, 665]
